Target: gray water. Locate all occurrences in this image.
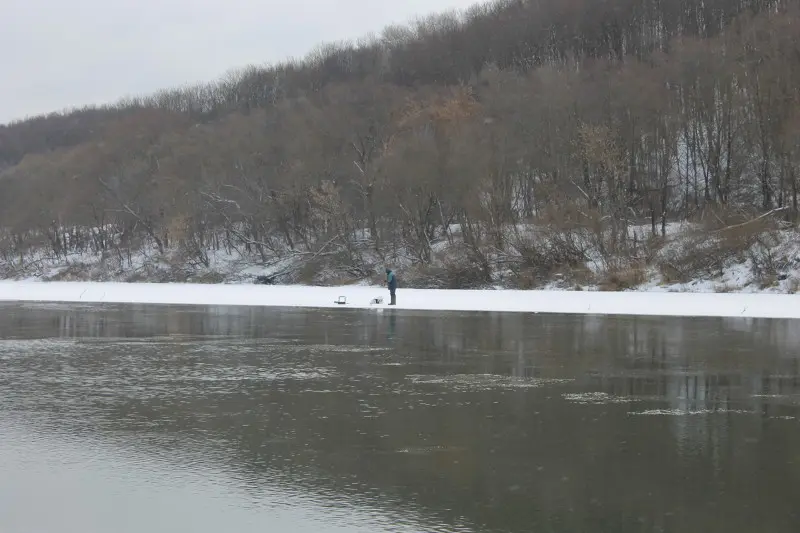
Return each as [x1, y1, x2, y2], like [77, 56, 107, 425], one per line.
[0, 303, 799, 533]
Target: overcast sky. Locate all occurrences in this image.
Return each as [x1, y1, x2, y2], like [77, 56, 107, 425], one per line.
[0, 0, 478, 124]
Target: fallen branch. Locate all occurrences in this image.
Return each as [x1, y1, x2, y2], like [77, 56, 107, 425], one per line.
[713, 207, 789, 234]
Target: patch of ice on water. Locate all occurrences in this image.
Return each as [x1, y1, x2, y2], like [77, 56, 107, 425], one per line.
[307, 344, 393, 353]
[751, 394, 800, 400]
[562, 392, 643, 404]
[0, 338, 81, 357]
[407, 374, 573, 391]
[0, 338, 77, 347]
[629, 408, 753, 416]
[17, 302, 107, 311]
[186, 367, 336, 382]
[395, 445, 466, 454]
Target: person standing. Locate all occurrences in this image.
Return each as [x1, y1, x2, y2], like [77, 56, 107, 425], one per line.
[385, 267, 397, 305]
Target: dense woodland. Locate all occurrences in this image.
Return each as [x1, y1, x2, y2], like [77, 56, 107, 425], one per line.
[1, 0, 799, 287]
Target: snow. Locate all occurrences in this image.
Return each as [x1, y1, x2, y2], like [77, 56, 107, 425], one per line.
[1, 281, 800, 319]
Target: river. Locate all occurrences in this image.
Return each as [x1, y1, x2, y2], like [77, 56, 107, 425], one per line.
[0, 302, 798, 532]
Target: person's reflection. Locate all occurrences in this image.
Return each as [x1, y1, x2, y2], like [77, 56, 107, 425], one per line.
[388, 312, 396, 341]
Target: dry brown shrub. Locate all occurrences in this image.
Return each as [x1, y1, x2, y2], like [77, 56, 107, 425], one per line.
[508, 267, 537, 289]
[787, 277, 800, 294]
[296, 260, 320, 285]
[597, 263, 646, 291]
[404, 260, 490, 289]
[191, 271, 225, 284]
[713, 282, 735, 293]
[124, 271, 148, 282]
[318, 272, 364, 286]
[658, 210, 779, 283]
[45, 263, 91, 281]
[508, 226, 587, 285]
[758, 274, 778, 290]
[514, 263, 595, 289]
[396, 240, 493, 289]
[748, 232, 786, 284]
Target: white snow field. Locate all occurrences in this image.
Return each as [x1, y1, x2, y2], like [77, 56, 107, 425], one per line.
[1, 281, 800, 319]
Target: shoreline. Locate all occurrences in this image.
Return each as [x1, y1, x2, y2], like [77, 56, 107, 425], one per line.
[1, 281, 800, 319]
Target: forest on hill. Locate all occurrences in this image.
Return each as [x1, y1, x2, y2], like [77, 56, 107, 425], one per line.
[1, 0, 799, 290]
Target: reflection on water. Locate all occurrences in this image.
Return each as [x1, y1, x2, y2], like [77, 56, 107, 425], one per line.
[1, 303, 799, 533]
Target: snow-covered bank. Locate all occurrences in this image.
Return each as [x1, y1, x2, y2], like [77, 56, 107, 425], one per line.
[1, 281, 800, 319]
[5, 221, 800, 295]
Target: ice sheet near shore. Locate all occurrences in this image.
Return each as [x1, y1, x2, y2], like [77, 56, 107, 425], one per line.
[1, 281, 800, 319]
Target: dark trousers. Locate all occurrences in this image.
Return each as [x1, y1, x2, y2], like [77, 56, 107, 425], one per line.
[389, 287, 396, 305]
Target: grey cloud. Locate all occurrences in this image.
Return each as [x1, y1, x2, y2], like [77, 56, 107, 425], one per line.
[0, 0, 475, 124]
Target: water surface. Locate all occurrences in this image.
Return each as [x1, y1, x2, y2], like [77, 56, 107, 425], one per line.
[1, 302, 799, 532]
